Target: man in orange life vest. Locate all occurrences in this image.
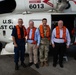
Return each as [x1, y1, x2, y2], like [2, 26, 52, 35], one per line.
[27, 20, 40, 68]
[39, 18, 51, 67]
[11, 18, 27, 70]
[51, 20, 71, 68]
[71, 28, 75, 43]
[71, 28, 76, 60]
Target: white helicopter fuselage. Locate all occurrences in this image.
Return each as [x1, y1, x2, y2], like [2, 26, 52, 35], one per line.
[0, 0, 76, 13]
[0, 12, 76, 55]
[0, 0, 76, 55]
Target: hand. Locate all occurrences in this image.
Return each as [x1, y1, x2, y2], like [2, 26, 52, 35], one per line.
[35, 45, 39, 49]
[41, 41, 45, 44]
[25, 38, 27, 42]
[14, 43, 18, 47]
[67, 45, 69, 48]
[52, 44, 55, 48]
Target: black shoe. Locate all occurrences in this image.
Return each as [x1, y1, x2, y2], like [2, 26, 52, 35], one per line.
[21, 62, 26, 68]
[74, 57, 76, 60]
[53, 63, 57, 67]
[59, 64, 63, 68]
[28, 62, 33, 66]
[35, 63, 39, 69]
[15, 64, 19, 70]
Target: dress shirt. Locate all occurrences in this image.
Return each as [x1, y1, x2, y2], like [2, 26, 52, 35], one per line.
[51, 28, 71, 46]
[27, 28, 40, 46]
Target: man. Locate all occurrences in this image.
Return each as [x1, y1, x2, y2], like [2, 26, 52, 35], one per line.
[11, 18, 27, 70]
[51, 20, 71, 68]
[71, 28, 75, 43]
[39, 18, 51, 67]
[71, 28, 76, 60]
[27, 20, 40, 68]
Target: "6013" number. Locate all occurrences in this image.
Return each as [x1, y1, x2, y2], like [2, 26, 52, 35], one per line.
[29, 4, 44, 9]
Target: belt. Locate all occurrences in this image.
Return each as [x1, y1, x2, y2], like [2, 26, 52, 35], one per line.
[17, 38, 25, 40]
[27, 39, 33, 40]
[54, 42, 66, 44]
[55, 37, 64, 39]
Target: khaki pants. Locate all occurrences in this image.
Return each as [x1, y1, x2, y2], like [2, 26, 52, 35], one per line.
[39, 44, 49, 62]
[27, 43, 38, 64]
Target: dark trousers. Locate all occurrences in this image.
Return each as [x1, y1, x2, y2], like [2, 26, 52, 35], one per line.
[14, 45, 25, 64]
[53, 42, 66, 65]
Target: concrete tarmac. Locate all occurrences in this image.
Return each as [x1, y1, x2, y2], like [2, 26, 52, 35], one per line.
[0, 55, 41, 75]
[0, 55, 76, 75]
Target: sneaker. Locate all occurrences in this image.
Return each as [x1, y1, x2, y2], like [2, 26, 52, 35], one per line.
[21, 62, 26, 68]
[35, 63, 39, 69]
[28, 62, 33, 66]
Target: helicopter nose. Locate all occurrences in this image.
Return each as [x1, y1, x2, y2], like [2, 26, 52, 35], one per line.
[0, 0, 16, 14]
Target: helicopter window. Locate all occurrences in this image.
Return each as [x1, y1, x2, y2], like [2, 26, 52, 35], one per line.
[3, 30, 6, 36]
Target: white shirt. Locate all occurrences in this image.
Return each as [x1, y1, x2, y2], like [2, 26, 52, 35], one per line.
[51, 28, 71, 46]
[29, 29, 32, 39]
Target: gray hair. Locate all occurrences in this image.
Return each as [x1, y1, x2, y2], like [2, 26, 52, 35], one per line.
[18, 18, 23, 21]
[29, 20, 34, 23]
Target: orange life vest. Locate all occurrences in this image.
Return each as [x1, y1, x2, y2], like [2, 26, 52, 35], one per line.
[16, 25, 27, 39]
[39, 25, 50, 40]
[27, 27, 37, 44]
[56, 26, 66, 42]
